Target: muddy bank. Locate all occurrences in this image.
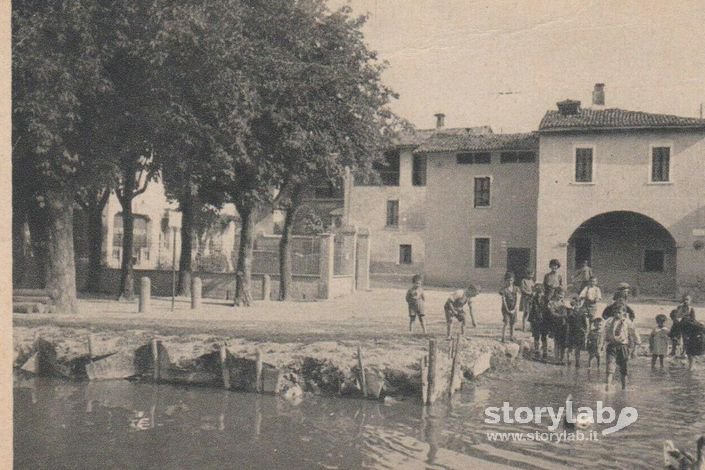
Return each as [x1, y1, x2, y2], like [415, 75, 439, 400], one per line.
[13, 325, 523, 401]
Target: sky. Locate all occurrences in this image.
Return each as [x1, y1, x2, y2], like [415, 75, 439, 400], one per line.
[333, 0, 705, 132]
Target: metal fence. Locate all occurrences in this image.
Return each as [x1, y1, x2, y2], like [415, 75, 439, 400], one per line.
[251, 235, 320, 275]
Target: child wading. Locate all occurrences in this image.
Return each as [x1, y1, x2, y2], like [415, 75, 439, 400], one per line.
[578, 276, 602, 320]
[670, 294, 695, 357]
[547, 288, 568, 362]
[679, 299, 705, 370]
[566, 296, 589, 367]
[405, 274, 426, 334]
[528, 284, 549, 358]
[520, 271, 535, 332]
[543, 259, 563, 304]
[499, 272, 520, 342]
[586, 318, 603, 368]
[603, 306, 641, 390]
[649, 314, 669, 369]
[444, 284, 479, 339]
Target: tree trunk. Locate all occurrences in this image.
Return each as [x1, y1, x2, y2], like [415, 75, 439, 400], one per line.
[177, 193, 194, 296]
[278, 186, 304, 301]
[118, 185, 136, 301]
[12, 199, 27, 287]
[26, 198, 49, 287]
[234, 204, 255, 307]
[45, 190, 79, 314]
[85, 190, 109, 293]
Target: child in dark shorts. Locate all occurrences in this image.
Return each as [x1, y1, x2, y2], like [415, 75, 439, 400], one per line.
[499, 272, 520, 343]
[520, 271, 535, 332]
[406, 274, 426, 334]
[586, 318, 603, 368]
[547, 289, 568, 362]
[444, 284, 479, 339]
[603, 305, 641, 390]
[528, 284, 548, 358]
[566, 297, 589, 367]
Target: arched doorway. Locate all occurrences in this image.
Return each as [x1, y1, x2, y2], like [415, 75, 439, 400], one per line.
[567, 211, 676, 296]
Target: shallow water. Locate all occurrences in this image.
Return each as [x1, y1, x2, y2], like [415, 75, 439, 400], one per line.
[14, 357, 705, 469]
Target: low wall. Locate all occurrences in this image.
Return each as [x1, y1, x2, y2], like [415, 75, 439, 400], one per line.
[79, 268, 320, 301]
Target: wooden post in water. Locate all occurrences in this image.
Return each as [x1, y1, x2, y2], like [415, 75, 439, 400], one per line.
[357, 344, 367, 398]
[220, 344, 230, 389]
[255, 349, 263, 393]
[420, 356, 428, 405]
[427, 339, 437, 405]
[449, 334, 460, 397]
[151, 339, 160, 382]
[87, 335, 94, 361]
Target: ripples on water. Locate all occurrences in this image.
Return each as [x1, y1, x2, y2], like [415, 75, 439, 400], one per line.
[14, 358, 705, 469]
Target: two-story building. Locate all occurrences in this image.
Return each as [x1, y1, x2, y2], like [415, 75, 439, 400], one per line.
[417, 130, 540, 288]
[536, 99, 705, 296]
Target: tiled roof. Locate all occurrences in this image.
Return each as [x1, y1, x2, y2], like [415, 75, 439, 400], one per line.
[540, 107, 705, 132]
[413, 131, 539, 154]
[394, 126, 493, 147]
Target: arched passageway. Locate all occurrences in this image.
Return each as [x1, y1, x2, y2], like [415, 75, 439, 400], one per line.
[567, 211, 676, 296]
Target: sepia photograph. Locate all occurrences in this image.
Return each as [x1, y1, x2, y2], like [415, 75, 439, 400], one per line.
[7, 0, 705, 468]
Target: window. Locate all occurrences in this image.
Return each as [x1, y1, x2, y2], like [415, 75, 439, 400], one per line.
[651, 146, 670, 182]
[474, 238, 490, 268]
[399, 245, 412, 264]
[474, 177, 491, 207]
[500, 151, 536, 163]
[376, 150, 401, 186]
[644, 250, 664, 272]
[457, 152, 491, 164]
[412, 154, 427, 186]
[386, 200, 399, 226]
[575, 148, 593, 182]
[112, 248, 121, 260]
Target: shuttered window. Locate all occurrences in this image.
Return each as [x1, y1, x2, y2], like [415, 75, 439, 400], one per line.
[575, 148, 593, 182]
[474, 177, 491, 207]
[651, 147, 670, 182]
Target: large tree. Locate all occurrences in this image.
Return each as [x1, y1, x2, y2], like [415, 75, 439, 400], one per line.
[13, 1, 114, 312]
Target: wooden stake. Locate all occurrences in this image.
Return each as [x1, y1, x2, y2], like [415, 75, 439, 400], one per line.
[87, 335, 94, 361]
[427, 339, 437, 405]
[449, 334, 460, 397]
[357, 344, 367, 398]
[420, 356, 428, 405]
[255, 349, 263, 393]
[220, 344, 230, 389]
[151, 339, 160, 382]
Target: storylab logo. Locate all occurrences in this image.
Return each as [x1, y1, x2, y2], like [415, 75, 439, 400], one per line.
[484, 396, 638, 436]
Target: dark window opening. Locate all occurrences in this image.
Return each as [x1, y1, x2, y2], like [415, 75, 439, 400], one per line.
[474, 238, 490, 268]
[644, 250, 665, 272]
[399, 245, 412, 264]
[500, 151, 536, 163]
[651, 147, 670, 182]
[474, 177, 491, 207]
[386, 200, 399, 227]
[575, 148, 593, 182]
[457, 152, 491, 164]
[412, 154, 427, 186]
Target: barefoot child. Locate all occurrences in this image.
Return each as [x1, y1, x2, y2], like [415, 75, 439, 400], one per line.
[586, 318, 603, 368]
[406, 274, 426, 334]
[520, 271, 535, 332]
[603, 305, 641, 390]
[499, 272, 520, 342]
[579, 276, 602, 320]
[670, 294, 695, 357]
[547, 288, 568, 362]
[444, 284, 479, 339]
[649, 314, 669, 368]
[529, 284, 549, 358]
[566, 296, 589, 367]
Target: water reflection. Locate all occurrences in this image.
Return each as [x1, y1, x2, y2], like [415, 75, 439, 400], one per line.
[14, 358, 705, 469]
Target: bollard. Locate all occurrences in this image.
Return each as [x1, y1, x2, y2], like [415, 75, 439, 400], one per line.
[220, 344, 230, 389]
[151, 339, 160, 382]
[357, 344, 367, 398]
[262, 275, 271, 301]
[255, 349, 263, 393]
[191, 277, 202, 310]
[139, 277, 151, 313]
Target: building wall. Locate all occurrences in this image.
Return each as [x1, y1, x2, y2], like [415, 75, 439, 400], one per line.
[423, 151, 539, 289]
[536, 130, 705, 295]
[348, 148, 426, 272]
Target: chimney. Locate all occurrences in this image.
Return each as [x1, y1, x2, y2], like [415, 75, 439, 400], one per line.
[434, 113, 445, 129]
[556, 99, 581, 116]
[592, 83, 605, 107]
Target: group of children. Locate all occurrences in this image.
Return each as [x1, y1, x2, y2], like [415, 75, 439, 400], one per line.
[406, 260, 705, 391]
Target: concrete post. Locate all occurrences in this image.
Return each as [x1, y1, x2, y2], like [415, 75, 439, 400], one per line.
[191, 276, 202, 310]
[318, 233, 335, 299]
[139, 277, 151, 313]
[340, 224, 357, 294]
[262, 274, 271, 301]
[343, 166, 352, 226]
[355, 228, 371, 291]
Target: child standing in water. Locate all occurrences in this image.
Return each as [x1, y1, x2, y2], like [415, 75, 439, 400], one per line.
[520, 270, 535, 332]
[566, 296, 589, 367]
[405, 274, 426, 334]
[499, 272, 520, 343]
[444, 284, 479, 339]
[586, 318, 603, 368]
[649, 314, 669, 368]
[603, 305, 641, 390]
[547, 288, 568, 362]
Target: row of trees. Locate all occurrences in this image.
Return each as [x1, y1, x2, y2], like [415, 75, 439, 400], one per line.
[13, 0, 402, 313]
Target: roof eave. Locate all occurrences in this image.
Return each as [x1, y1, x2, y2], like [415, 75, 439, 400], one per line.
[538, 124, 705, 133]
